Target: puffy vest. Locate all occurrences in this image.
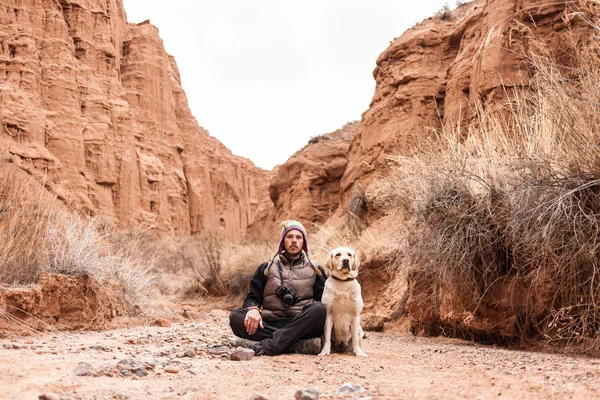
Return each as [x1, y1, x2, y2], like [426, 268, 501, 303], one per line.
[261, 255, 316, 321]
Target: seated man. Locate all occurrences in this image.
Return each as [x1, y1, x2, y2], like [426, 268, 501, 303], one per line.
[229, 220, 327, 356]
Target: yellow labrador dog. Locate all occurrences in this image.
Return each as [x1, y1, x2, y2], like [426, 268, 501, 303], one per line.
[318, 246, 367, 357]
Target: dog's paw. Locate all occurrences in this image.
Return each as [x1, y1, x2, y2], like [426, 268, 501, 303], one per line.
[354, 350, 368, 357]
[318, 349, 331, 357]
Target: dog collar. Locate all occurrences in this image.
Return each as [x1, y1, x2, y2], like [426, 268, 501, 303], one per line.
[331, 275, 355, 281]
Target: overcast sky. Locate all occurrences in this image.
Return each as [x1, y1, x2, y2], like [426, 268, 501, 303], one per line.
[123, 1, 454, 170]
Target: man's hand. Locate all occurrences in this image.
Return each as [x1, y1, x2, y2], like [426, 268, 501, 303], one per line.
[244, 309, 263, 335]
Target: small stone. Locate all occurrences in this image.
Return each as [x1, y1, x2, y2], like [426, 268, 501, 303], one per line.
[117, 358, 135, 371]
[295, 389, 318, 400]
[25, 339, 34, 344]
[74, 362, 93, 376]
[38, 395, 59, 400]
[336, 383, 366, 395]
[133, 367, 148, 377]
[208, 348, 230, 356]
[142, 358, 157, 367]
[90, 345, 111, 352]
[229, 348, 254, 361]
[164, 365, 180, 374]
[361, 313, 386, 332]
[249, 393, 270, 400]
[152, 318, 172, 328]
[183, 350, 195, 358]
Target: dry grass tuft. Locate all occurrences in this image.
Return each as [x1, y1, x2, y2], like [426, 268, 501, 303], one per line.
[0, 180, 156, 303]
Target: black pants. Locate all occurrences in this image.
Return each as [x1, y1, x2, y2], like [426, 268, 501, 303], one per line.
[229, 302, 326, 356]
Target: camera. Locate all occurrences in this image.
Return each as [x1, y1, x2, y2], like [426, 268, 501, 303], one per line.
[275, 285, 300, 307]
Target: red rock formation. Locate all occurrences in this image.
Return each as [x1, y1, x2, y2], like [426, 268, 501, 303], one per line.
[249, 122, 357, 236]
[342, 0, 591, 196]
[0, 273, 133, 332]
[0, 0, 265, 241]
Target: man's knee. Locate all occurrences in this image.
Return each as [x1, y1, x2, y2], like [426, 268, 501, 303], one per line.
[229, 308, 246, 335]
[306, 302, 326, 322]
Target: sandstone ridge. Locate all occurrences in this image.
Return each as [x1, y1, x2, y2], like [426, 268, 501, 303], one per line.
[0, 0, 265, 241]
[341, 0, 589, 195]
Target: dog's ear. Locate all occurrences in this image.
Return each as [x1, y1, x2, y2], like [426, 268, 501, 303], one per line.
[324, 250, 334, 271]
[351, 251, 360, 270]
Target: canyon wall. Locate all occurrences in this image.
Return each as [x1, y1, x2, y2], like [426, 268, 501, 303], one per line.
[0, 0, 265, 241]
[341, 0, 591, 196]
[248, 122, 357, 237]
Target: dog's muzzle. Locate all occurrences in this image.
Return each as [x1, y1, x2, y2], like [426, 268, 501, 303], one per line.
[341, 259, 350, 270]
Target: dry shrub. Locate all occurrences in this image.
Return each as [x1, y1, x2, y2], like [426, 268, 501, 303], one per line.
[435, 3, 453, 20]
[173, 230, 227, 296]
[379, 12, 600, 350]
[155, 229, 273, 299]
[222, 241, 273, 299]
[0, 180, 156, 303]
[344, 182, 368, 234]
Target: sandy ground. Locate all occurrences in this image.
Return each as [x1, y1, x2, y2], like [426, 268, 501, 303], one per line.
[1, 309, 600, 400]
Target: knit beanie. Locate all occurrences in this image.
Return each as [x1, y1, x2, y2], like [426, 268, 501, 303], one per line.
[264, 220, 321, 277]
[278, 220, 308, 254]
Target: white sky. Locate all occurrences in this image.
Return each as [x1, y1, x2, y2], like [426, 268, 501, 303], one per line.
[123, 1, 454, 170]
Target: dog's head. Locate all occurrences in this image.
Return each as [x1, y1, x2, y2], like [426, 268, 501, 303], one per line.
[324, 246, 360, 280]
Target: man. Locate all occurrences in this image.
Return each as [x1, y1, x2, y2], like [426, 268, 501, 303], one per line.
[229, 220, 327, 356]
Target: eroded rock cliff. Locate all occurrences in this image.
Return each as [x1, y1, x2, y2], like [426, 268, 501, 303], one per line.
[249, 122, 357, 236]
[0, 0, 265, 241]
[341, 0, 591, 195]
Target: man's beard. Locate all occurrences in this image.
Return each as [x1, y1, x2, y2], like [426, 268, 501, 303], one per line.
[285, 246, 302, 257]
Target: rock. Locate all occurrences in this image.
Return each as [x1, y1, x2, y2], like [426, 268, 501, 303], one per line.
[152, 318, 172, 328]
[182, 350, 195, 358]
[134, 367, 149, 377]
[117, 358, 135, 371]
[164, 365, 180, 374]
[182, 306, 193, 319]
[74, 362, 93, 377]
[336, 383, 366, 395]
[362, 314, 386, 332]
[294, 389, 319, 400]
[229, 348, 255, 361]
[249, 394, 270, 400]
[208, 347, 230, 356]
[38, 395, 59, 400]
[89, 345, 112, 352]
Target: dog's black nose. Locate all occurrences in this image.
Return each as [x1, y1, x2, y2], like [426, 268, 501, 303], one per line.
[342, 259, 350, 269]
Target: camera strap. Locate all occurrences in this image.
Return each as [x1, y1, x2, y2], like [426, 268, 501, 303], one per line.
[277, 259, 293, 288]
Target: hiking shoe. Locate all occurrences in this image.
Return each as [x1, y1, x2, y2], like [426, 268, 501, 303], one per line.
[292, 338, 321, 355]
[234, 338, 265, 356]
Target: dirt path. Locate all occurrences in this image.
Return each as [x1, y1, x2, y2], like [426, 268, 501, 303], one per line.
[1, 309, 599, 400]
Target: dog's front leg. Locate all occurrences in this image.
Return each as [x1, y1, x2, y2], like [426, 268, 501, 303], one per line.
[318, 313, 333, 356]
[351, 317, 367, 357]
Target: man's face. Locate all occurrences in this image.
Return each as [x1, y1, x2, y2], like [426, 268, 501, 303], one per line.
[283, 230, 304, 257]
